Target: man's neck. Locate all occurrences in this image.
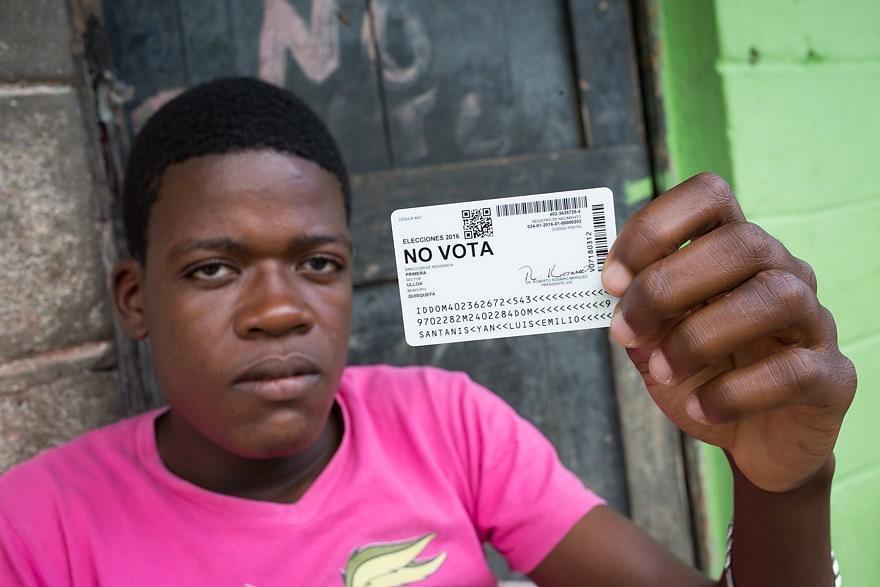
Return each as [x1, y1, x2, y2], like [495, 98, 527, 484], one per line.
[154, 404, 343, 504]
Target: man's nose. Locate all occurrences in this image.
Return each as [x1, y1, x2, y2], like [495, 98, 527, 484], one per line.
[233, 266, 314, 338]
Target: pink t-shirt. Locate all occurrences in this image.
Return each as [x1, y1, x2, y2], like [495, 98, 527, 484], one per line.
[0, 365, 605, 586]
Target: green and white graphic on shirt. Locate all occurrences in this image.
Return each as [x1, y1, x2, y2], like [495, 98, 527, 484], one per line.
[343, 533, 447, 586]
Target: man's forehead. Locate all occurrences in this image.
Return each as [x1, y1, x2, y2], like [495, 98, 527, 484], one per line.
[160, 150, 341, 194]
[165, 233, 353, 261]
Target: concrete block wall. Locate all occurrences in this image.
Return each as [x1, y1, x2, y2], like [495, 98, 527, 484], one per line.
[0, 0, 123, 472]
[714, 4, 880, 585]
[660, 1, 880, 582]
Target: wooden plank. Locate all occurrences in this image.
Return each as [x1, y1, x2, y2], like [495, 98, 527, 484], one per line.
[225, 0, 265, 75]
[502, 0, 585, 149]
[684, 435, 713, 571]
[177, 0, 239, 85]
[629, 0, 672, 187]
[546, 330, 630, 514]
[417, 335, 561, 447]
[102, 0, 187, 110]
[374, 0, 581, 167]
[567, 0, 646, 147]
[349, 144, 651, 285]
[227, 0, 390, 173]
[348, 282, 417, 366]
[609, 342, 695, 563]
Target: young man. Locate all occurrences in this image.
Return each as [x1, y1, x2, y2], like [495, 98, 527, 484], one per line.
[0, 78, 855, 586]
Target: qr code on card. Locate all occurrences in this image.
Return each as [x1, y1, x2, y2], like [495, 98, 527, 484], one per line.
[462, 207, 494, 239]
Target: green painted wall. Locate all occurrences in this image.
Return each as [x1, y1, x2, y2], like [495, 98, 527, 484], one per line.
[658, 1, 880, 583]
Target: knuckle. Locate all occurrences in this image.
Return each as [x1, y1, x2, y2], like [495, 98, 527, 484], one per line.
[753, 269, 814, 317]
[780, 347, 823, 398]
[816, 304, 839, 344]
[739, 221, 771, 249]
[672, 318, 717, 364]
[835, 354, 857, 403]
[710, 377, 748, 421]
[817, 303, 836, 325]
[636, 265, 678, 316]
[695, 172, 733, 201]
[628, 210, 677, 255]
[779, 271, 814, 309]
[794, 257, 819, 292]
[729, 222, 780, 264]
[627, 210, 655, 240]
[692, 171, 739, 215]
[789, 348, 857, 414]
[737, 220, 769, 242]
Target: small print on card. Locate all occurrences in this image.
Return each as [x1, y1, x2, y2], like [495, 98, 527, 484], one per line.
[390, 187, 619, 346]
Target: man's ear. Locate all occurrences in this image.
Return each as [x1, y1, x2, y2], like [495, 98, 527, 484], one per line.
[111, 258, 148, 340]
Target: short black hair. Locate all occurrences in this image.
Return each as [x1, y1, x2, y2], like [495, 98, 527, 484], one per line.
[122, 76, 350, 263]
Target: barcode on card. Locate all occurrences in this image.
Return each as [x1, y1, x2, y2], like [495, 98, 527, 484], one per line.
[495, 195, 589, 217]
[592, 203, 609, 269]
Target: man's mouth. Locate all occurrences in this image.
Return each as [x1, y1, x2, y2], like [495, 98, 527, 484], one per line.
[232, 354, 321, 401]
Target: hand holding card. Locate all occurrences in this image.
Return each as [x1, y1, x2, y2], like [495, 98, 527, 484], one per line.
[602, 173, 856, 493]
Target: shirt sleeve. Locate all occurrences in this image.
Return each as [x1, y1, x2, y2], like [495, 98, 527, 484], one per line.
[448, 371, 607, 574]
[0, 460, 74, 587]
[0, 513, 43, 587]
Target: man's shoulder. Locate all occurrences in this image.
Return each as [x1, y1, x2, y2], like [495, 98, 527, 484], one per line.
[0, 409, 155, 506]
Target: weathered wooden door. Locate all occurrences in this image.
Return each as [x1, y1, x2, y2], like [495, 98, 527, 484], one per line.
[98, 0, 696, 578]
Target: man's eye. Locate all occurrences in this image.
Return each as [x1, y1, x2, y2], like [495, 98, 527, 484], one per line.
[303, 256, 342, 273]
[189, 262, 235, 280]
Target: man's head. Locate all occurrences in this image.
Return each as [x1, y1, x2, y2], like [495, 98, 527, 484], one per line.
[122, 76, 351, 264]
[112, 77, 353, 461]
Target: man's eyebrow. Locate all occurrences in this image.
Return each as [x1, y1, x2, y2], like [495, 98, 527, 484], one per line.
[286, 234, 353, 252]
[166, 234, 352, 260]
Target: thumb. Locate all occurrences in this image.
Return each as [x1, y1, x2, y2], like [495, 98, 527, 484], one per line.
[625, 345, 652, 372]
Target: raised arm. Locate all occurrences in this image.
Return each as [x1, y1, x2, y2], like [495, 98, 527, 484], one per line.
[530, 173, 855, 586]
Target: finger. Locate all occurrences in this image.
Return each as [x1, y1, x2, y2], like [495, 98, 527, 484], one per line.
[686, 346, 855, 425]
[602, 173, 746, 296]
[621, 309, 696, 381]
[610, 221, 814, 347]
[649, 269, 826, 385]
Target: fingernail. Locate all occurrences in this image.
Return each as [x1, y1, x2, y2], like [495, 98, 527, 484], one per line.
[686, 395, 708, 424]
[602, 262, 632, 297]
[610, 310, 638, 347]
[649, 350, 674, 384]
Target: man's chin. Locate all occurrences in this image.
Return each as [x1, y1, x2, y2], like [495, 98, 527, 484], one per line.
[223, 436, 316, 460]
[227, 416, 327, 459]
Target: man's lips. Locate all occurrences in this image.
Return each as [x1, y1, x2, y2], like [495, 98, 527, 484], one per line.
[234, 354, 320, 383]
[232, 354, 321, 401]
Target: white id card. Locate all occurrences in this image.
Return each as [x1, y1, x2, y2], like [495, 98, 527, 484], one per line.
[390, 187, 619, 346]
